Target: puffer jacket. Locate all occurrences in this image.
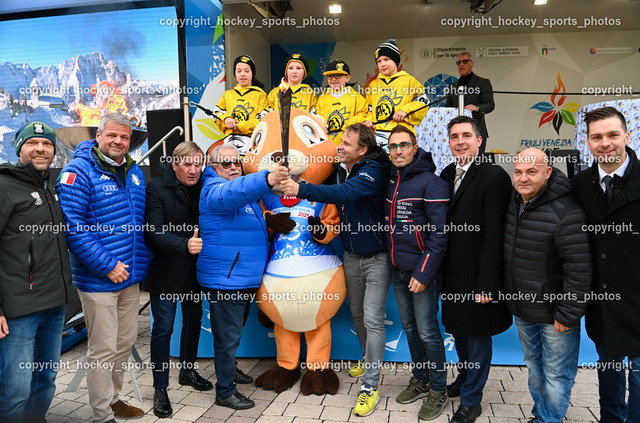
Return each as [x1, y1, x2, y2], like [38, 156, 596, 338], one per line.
[56, 140, 151, 292]
[386, 148, 449, 287]
[296, 146, 390, 256]
[0, 162, 73, 318]
[196, 167, 271, 290]
[503, 168, 592, 327]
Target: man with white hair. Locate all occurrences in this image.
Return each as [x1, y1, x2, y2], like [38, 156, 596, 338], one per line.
[197, 145, 288, 410]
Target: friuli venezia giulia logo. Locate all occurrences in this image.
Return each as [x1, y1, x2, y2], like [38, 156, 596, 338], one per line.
[530, 73, 582, 135]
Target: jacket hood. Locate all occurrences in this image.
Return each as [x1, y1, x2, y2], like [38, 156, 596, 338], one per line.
[363, 145, 391, 164]
[396, 147, 436, 179]
[0, 160, 49, 186]
[523, 167, 572, 209]
[73, 139, 97, 160]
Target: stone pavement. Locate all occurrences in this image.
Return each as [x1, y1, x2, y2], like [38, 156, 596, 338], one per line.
[47, 292, 602, 423]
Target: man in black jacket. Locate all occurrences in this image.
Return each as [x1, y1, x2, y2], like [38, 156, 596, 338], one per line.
[440, 116, 511, 423]
[572, 106, 640, 423]
[145, 141, 212, 418]
[445, 52, 494, 153]
[280, 123, 390, 417]
[504, 148, 591, 423]
[0, 122, 73, 422]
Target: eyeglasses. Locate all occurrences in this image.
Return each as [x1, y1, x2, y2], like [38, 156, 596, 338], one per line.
[326, 74, 345, 80]
[388, 142, 413, 152]
[213, 160, 242, 169]
[456, 59, 473, 65]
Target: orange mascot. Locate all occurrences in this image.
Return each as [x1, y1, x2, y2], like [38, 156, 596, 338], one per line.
[243, 108, 346, 395]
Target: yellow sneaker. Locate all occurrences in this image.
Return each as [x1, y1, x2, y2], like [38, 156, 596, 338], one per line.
[354, 385, 379, 417]
[349, 358, 365, 377]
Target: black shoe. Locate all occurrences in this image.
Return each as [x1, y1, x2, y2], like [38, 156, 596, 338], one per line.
[179, 369, 213, 391]
[153, 389, 173, 418]
[215, 392, 255, 410]
[447, 382, 461, 397]
[451, 405, 482, 423]
[234, 368, 254, 384]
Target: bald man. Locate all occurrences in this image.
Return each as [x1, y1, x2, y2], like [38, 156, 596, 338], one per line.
[502, 148, 592, 423]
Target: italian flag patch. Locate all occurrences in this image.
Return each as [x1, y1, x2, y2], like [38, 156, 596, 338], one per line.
[59, 172, 77, 185]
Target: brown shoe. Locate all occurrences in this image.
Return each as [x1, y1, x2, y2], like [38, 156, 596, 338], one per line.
[110, 400, 144, 419]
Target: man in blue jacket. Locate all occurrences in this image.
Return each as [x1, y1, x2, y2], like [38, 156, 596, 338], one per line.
[197, 144, 288, 410]
[386, 125, 449, 421]
[57, 113, 151, 423]
[280, 123, 390, 417]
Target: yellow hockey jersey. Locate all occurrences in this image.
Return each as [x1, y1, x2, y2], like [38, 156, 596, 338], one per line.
[316, 87, 368, 145]
[365, 71, 429, 134]
[268, 84, 318, 112]
[214, 85, 269, 136]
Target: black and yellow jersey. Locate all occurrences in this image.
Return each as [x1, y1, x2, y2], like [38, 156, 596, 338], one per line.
[316, 87, 368, 145]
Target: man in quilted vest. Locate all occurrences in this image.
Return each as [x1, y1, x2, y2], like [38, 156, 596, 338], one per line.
[57, 113, 151, 423]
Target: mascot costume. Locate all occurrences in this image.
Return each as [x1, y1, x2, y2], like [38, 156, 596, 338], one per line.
[243, 90, 346, 395]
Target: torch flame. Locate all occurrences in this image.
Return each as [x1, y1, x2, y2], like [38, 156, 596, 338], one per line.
[551, 73, 567, 107]
[74, 81, 128, 126]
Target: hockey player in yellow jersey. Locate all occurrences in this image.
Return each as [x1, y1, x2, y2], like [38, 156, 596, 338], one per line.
[214, 55, 268, 156]
[363, 39, 430, 150]
[268, 53, 317, 112]
[316, 60, 368, 146]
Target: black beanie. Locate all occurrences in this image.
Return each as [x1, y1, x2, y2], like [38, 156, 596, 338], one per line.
[284, 53, 309, 80]
[233, 55, 264, 89]
[375, 39, 401, 67]
[234, 55, 256, 76]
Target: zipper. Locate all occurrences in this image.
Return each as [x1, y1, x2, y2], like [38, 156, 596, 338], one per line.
[227, 252, 240, 278]
[389, 170, 401, 266]
[28, 235, 34, 289]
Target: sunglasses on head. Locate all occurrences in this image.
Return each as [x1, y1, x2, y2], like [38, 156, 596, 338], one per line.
[213, 159, 242, 169]
[456, 59, 473, 65]
[388, 142, 413, 152]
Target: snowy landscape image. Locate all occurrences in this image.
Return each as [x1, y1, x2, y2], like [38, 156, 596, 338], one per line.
[0, 6, 180, 165]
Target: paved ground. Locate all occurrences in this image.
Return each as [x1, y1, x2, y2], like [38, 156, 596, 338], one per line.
[47, 292, 602, 423]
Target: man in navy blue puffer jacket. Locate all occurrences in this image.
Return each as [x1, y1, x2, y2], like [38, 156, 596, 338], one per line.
[197, 144, 288, 410]
[57, 113, 151, 423]
[385, 125, 450, 421]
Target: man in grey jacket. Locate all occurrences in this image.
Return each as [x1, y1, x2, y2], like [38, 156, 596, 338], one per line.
[503, 148, 592, 423]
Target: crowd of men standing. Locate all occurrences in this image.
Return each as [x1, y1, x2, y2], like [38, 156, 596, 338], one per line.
[0, 105, 638, 423]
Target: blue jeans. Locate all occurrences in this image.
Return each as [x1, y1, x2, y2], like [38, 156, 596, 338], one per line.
[0, 306, 65, 423]
[594, 343, 640, 423]
[343, 251, 391, 389]
[150, 293, 203, 389]
[208, 289, 252, 398]
[515, 317, 580, 423]
[391, 267, 446, 393]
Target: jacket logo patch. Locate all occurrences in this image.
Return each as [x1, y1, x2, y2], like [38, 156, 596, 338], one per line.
[103, 184, 118, 193]
[359, 172, 375, 182]
[100, 174, 111, 181]
[31, 191, 43, 206]
[281, 195, 301, 207]
[59, 172, 76, 185]
[132, 174, 141, 185]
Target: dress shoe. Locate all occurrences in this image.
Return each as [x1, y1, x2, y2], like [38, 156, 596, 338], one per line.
[447, 382, 461, 397]
[179, 369, 213, 391]
[451, 404, 482, 423]
[215, 392, 255, 410]
[110, 400, 144, 419]
[234, 368, 254, 384]
[153, 389, 173, 418]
